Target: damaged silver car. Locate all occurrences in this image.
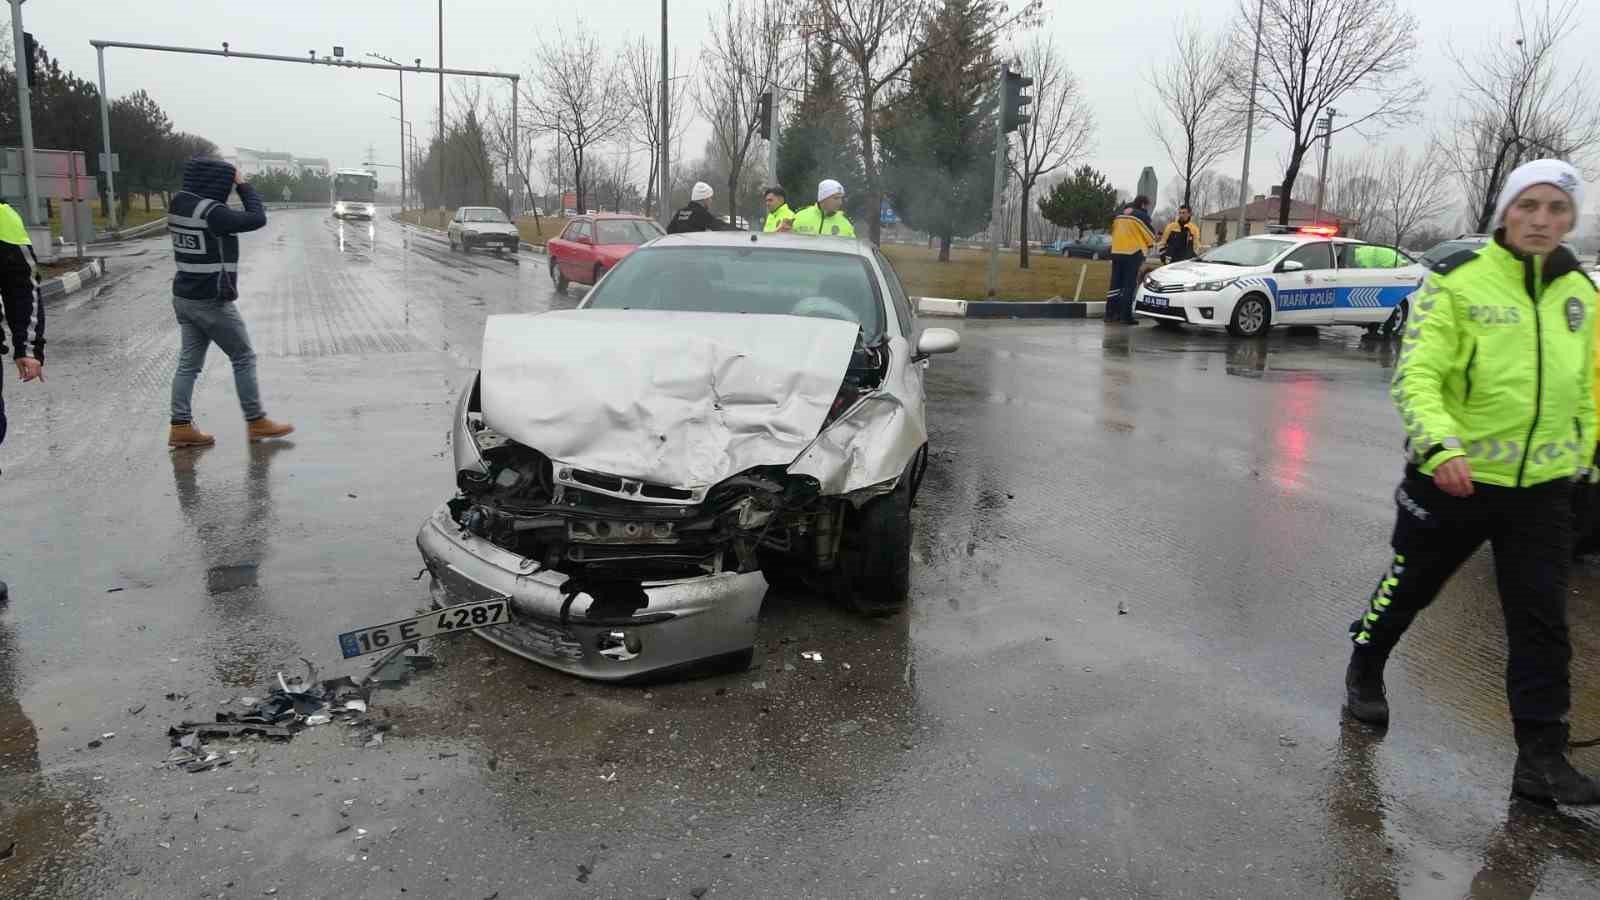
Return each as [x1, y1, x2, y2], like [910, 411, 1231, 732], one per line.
[417, 232, 960, 680]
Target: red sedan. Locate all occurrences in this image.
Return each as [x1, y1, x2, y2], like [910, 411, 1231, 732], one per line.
[546, 214, 665, 294]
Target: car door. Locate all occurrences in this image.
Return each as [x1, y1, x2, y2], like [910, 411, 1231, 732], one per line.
[562, 220, 593, 281]
[1272, 241, 1336, 325]
[1332, 243, 1408, 326]
[873, 248, 928, 410]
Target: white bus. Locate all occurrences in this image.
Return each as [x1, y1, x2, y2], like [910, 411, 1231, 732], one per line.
[332, 169, 378, 220]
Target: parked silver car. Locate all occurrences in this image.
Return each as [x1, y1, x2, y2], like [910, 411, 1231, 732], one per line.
[447, 206, 520, 255]
[417, 232, 960, 680]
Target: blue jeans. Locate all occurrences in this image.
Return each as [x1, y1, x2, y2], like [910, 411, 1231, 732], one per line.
[171, 296, 263, 424]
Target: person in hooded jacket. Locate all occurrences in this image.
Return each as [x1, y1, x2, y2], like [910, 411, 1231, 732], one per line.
[667, 182, 737, 234]
[166, 158, 293, 448]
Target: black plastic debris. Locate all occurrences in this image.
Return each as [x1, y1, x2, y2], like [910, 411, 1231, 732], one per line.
[127, 703, 146, 716]
[0, 840, 15, 862]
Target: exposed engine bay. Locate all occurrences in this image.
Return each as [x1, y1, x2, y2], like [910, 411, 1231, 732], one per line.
[449, 336, 899, 583]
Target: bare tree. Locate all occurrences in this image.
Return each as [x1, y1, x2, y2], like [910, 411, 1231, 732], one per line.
[1007, 32, 1094, 268]
[1438, 0, 1600, 233]
[525, 22, 627, 216]
[623, 38, 693, 217]
[1223, 0, 1427, 226]
[696, 0, 787, 223]
[1145, 19, 1239, 210]
[1326, 149, 1385, 240]
[1380, 145, 1450, 250]
[800, 0, 1040, 243]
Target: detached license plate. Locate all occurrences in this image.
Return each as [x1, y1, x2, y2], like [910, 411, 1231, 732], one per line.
[337, 598, 510, 659]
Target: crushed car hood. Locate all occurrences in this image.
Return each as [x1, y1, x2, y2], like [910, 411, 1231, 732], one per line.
[480, 310, 859, 490]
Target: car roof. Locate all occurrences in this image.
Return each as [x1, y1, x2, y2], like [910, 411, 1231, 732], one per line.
[1238, 233, 1372, 246]
[583, 213, 656, 221]
[459, 206, 504, 212]
[649, 231, 876, 258]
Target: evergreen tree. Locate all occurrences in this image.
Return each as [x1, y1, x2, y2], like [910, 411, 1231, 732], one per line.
[776, 42, 866, 222]
[1038, 164, 1118, 237]
[877, 0, 998, 261]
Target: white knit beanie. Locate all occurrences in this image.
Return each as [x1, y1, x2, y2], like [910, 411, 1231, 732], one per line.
[1490, 159, 1585, 237]
[817, 179, 845, 203]
[691, 182, 713, 202]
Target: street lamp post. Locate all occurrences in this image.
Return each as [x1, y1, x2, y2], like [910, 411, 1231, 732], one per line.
[658, 0, 670, 230]
[438, 0, 446, 218]
[10, 0, 40, 226]
[1235, 0, 1266, 239]
[369, 53, 407, 215]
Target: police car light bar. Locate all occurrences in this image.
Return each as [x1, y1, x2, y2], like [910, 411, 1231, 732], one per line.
[1298, 224, 1339, 237]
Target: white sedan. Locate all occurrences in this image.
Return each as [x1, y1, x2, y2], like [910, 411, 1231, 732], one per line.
[1134, 231, 1424, 337]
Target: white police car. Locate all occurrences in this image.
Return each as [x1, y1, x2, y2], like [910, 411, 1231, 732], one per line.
[1134, 227, 1425, 337]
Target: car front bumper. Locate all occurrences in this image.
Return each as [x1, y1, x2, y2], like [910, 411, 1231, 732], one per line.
[416, 504, 767, 682]
[463, 232, 519, 249]
[1133, 287, 1236, 329]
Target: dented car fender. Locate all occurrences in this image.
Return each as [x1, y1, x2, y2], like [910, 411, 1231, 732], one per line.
[788, 336, 928, 496]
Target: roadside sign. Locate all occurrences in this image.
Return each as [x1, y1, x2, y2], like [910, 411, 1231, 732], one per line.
[99, 152, 120, 173]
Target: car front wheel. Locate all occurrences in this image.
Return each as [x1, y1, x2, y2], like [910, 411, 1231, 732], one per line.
[1383, 299, 1409, 337]
[549, 259, 569, 295]
[832, 458, 915, 617]
[1228, 294, 1272, 338]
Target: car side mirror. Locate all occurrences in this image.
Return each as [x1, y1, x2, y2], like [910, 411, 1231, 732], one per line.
[577, 235, 592, 245]
[1279, 259, 1306, 273]
[915, 327, 960, 360]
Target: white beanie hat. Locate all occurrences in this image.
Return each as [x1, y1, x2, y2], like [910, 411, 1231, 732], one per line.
[691, 181, 713, 202]
[1490, 158, 1585, 237]
[817, 179, 845, 203]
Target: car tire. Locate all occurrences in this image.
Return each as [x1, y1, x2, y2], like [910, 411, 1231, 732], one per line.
[549, 259, 569, 295]
[1382, 300, 1409, 337]
[593, 264, 605, 285]
[447, 234, 456, 252]
[833, 459, 914, 617]
[1227, 293, 1272, 338]
[462, 240, 472, 254]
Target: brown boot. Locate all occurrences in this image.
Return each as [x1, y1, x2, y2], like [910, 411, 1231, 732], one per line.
[168, 422, 216, 448]
[246, 417, 295, 442]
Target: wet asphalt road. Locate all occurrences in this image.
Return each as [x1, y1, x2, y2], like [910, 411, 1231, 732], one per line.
[3, 209, 1600, 899]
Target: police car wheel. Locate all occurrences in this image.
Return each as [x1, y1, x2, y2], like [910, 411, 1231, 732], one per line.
[1382, 300, 1408, 337]
[1228, 294, 1271, 338]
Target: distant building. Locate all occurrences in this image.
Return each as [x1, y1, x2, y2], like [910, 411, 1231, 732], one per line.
[1200, 185, 1357, 245]
[224, 147, 332, 179]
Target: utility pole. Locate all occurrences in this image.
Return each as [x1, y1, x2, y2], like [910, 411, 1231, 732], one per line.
[658, 0, 671, 230]
[1313, 107, 1336, 225]
[438, 0, 445, 216]
[1235, 0, 1265, 240]
[94, 43, 119, 229]
[10, 1, 40, 226]
[985, 65, 1007, 298]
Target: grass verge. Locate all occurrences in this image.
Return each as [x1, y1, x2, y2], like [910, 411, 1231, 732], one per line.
[882, 244, 1112, 301]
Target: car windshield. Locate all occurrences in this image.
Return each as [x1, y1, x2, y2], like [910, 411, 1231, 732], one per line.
[595, 220, 664, 245]
[463, 208, 509, 223]
[583, 246, 885, 340]
[1420, 239, 1483, 265]
[1198, 237, 1295, 267]
[334, 173, 375, 202]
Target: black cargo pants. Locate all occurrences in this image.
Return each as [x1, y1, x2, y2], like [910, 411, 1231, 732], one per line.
[1350, 469, 1574, 724]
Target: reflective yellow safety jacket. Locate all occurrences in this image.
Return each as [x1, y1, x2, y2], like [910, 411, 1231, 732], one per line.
[0, 202, 30, 246]
[763, 203, 795, 233]
[791, 205, 855, 238]
[1109, 208, 1154, 255]
[1392, 236, 1598, 487]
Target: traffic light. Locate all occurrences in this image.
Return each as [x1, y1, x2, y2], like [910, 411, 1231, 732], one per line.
[22, 32, 37, 87]
[1002, 68, 1033, 133]
[756, 91, 773, 140]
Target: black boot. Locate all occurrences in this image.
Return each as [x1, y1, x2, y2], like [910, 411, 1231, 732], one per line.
[0, 580, 7, 606]
[1344, 648, 1390, 727]
[1512, 721, 1600, 805]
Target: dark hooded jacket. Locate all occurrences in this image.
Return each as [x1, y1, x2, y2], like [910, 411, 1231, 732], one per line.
[666, 200, 735, 234]
[168, 158, 267, 301]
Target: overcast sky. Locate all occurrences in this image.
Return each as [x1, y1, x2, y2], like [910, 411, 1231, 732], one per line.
[20, 0, 1600, 223]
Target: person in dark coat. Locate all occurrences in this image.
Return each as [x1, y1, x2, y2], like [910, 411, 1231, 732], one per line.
[666, 182, 737, 234]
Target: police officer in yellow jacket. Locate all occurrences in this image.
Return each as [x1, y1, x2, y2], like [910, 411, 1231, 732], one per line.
[1344, 159, 1600, 805]
[0, 199, 45, 604]
[790, 179, 856, 238]
[762, 186, 796, 233]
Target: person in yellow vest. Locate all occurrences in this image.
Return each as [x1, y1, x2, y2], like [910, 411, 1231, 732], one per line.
[762, 186, 796, 233]
[0, 199, 44, 604]
[791, 179, 856, 237]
